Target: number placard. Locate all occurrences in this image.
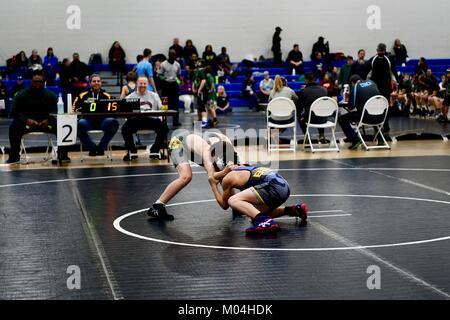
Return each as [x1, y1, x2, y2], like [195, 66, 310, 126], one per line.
[57, 114, 78, 146]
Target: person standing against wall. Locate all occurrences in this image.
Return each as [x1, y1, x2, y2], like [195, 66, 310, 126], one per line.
[271, 26, 282, 68]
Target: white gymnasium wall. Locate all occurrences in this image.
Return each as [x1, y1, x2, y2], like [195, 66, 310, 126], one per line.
[0, 0, 448, 65]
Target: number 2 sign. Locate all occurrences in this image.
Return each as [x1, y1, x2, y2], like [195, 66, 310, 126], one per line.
[57, 114, 78, 146]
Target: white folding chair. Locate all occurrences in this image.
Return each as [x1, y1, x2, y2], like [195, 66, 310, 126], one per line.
[303, 97, 340, 153]
[356, 95, 390, 150]
[20, 132, 57, 163]
[266, 97, 297, 152]
[80, 130, 113, 162]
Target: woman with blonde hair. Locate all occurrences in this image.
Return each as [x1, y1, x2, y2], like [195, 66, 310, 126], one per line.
[216, 85, 230, 111]
[269, 75, 298, 103]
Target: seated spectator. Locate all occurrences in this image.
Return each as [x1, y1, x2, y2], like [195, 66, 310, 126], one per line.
[338, 75, 381, 149]
[43, 47, 58, 86]
[439, 68, 450, 123]
[6, 71, 64, 164]
[338, 56, 353, 88]
[59, 58, 72, 108]
[414, 68, 439, 116]
[69, 52, 91, 99]
[187, 53, 199, 72]
[179, 73, 195, 114]
[296, 72, 328, 143]
[217, 47, 232, 81]
[122, 76, 169, 161]
[120, 71, 138, 98]
[12, 76, 26, 97]
[393, 39, 408, 66]
[390, 73, 413, 115]
[269, 75, 298, 103]
[320, 71, 340, 97]
[202, 45, 217, 74]
[310, 36, 329, 61]
[0, 80, 10, 115]
[72, 74, 119, 157]
[286, 44, 304, 75]
[312, 52, 327, 80]
[216, 85, 230, 111]
[350, 49, 368, 80]
[108, 41, 126, 75]
[217, 46, 231, 66]
[414, 57, 428, 76]
[15, 51, 29, 78]
[183, 39, 198, 67]
[241, 72, 258, 110]
[258, 71, 274, 103]
[28, 49, 43, 69]
[169, 37, 184, 68]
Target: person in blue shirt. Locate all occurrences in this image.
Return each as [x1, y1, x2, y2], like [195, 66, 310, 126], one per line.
[43, 47, 58, 85]
[134, 48, 157, 92]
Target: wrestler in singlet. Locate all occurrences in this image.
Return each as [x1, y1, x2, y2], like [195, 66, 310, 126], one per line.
[232, 166, 290, 210]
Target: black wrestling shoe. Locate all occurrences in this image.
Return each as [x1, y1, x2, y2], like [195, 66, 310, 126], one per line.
[147, 203, 174, 221]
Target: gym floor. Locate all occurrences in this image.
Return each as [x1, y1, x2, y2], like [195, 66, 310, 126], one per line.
[0, 113, 449, 300]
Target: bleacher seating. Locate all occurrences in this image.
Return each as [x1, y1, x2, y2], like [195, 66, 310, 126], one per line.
[2, 59, 449, 111]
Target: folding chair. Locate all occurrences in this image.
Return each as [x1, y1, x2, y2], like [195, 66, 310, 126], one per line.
[80, 130, 113, 162]
[266, 97, 297, 152]
[20, 132, 57, 163]
[356, 95, 390, 150]
[303, 97, 339, 153]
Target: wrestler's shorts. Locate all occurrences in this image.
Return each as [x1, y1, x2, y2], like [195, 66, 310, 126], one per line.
[251, 174, 291, 210]
[168, 135, 202, 168]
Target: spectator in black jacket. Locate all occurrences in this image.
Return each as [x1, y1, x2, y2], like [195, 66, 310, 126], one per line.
[296, 72, 328, 142]
[393, 39, 408, 66]
[271, 26, 282, 67]
[350, 49, 369, 80]
[414, 57, 428, 76]
[338, 75, 381, 149]
[310, 36, 329, 61]
[108, 41, 126, 75]
[169, 37, 184, 67]
[286, 44, 304, 75]
[6, 71, 57, 164]
[366, 43, 398, 134]
[69, 53, 91, 99]
[183, 39, 198, 66]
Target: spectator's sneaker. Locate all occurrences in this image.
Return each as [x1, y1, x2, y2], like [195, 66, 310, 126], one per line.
[319, 135, 329, 144]
[245, 215, 280, 235]
[147, 203, 174, 221]
[201, 121, 209, 129]
[6, 156, 20, 164]
[348, 139, 362, 150]
[123, 152, 138, 161]
[149, 150, 167, 160]
[58, 152, 71, 163]
[212, 118, 219, 127]
[97, 148, 105, 156]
